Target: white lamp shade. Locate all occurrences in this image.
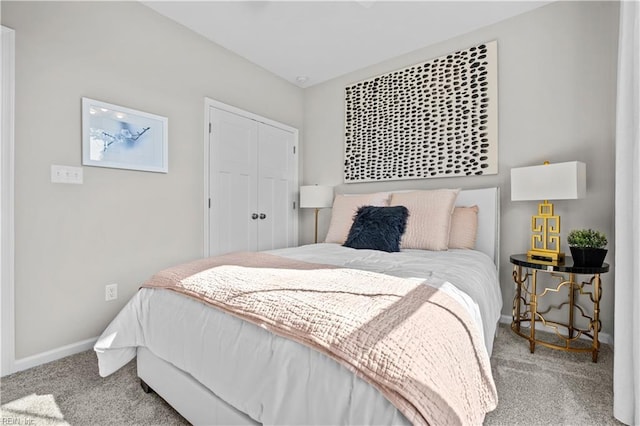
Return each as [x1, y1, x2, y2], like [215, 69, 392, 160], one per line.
[511, 161, 586, 201]
[300, 185, 334, 208]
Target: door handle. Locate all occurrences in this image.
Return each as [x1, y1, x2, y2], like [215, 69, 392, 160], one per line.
[251, 213, 259, 220]
[259, 213, 267, 220]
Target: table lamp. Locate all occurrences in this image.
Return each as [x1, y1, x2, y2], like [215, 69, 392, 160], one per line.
[300, 185, 334, 243]
[511, 161, 586, 262]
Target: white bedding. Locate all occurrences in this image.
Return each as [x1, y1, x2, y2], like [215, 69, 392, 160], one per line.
[95, 244, 502, 425]
[269, 243, 502, 355]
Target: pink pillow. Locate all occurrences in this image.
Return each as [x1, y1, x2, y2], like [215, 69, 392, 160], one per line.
[449, 206, 479, 249]
[390, 189, 460, 250]
[324, 193, 390, 244]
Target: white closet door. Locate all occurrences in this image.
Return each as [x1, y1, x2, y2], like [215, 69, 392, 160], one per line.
[209, 108, 258, 255]
[256, 123, 295, 251]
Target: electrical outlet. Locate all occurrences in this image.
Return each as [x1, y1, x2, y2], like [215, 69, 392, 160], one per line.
[105, 283, 118, 301]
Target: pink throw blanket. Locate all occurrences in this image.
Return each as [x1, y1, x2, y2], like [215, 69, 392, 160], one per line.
[142, 251, 497, 425]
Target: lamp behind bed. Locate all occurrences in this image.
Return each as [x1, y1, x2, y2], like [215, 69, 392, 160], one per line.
[300, 185, 334, 243]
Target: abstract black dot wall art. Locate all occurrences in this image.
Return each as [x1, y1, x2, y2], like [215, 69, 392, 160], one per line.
[344, 41, 498, 183]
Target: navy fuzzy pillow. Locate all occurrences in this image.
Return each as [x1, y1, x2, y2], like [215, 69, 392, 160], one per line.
[343, 205, 409, 252]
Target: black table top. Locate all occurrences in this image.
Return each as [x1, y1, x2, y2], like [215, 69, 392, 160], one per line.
[510, 254, 610, 274]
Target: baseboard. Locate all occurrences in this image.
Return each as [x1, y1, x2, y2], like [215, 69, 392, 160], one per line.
[499, 315, 613, 346]
[10, 336, 98, 375]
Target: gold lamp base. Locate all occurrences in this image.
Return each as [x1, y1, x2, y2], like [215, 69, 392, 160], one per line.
[527, 200, 564, 263]
[313, 208, 320, 244]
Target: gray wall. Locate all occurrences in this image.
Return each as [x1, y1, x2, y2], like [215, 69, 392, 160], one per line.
[1, 1, 304, 358]
[301, 1, 619, 336]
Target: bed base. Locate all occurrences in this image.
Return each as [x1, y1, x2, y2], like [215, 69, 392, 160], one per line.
[137, 347, 257, 425]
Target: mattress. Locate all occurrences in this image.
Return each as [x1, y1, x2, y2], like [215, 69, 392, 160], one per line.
[95, 244, 502, 424]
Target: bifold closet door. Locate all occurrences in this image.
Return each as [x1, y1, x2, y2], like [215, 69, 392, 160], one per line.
[209, 107, 295, 256]
[256, 123, 295, 251]
[209, 108, 258, 255]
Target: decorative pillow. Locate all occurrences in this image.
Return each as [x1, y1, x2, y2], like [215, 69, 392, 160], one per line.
[389, 189, 460, 250]
[324, 192, 390, 244]
[449, 206, 479, 249]
[343, 206, 409, 252]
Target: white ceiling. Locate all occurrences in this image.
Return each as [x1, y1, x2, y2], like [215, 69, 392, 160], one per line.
[143, 1, 550, 88]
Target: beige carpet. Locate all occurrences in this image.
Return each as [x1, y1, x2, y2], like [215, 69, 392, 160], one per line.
[0, 324, 621, 425]
[1, 350, 188, 425]
[485, 324, 621, 425]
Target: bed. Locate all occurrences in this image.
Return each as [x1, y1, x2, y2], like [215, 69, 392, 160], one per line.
[94, 187, 502, 425]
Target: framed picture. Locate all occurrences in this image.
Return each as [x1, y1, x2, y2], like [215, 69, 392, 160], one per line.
[344, 41, 498, 182]
[82, 97, 168, 173]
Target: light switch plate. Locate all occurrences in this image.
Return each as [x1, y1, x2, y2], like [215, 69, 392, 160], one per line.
[51, 165, 83, 184]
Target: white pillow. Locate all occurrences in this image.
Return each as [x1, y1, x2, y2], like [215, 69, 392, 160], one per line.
[390, 189, 460, 250]
[449, 206, 479, 249]
[324, 192, 390, 244]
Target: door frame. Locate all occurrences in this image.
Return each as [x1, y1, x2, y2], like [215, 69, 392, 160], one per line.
[203, 98, 299, 257]
[1, 26, 16, 376]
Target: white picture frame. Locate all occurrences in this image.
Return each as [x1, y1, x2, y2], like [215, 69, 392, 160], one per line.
[82, 97, 168, 173]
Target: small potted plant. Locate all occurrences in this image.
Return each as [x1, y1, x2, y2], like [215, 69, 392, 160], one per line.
[567, 229, 608, 267]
